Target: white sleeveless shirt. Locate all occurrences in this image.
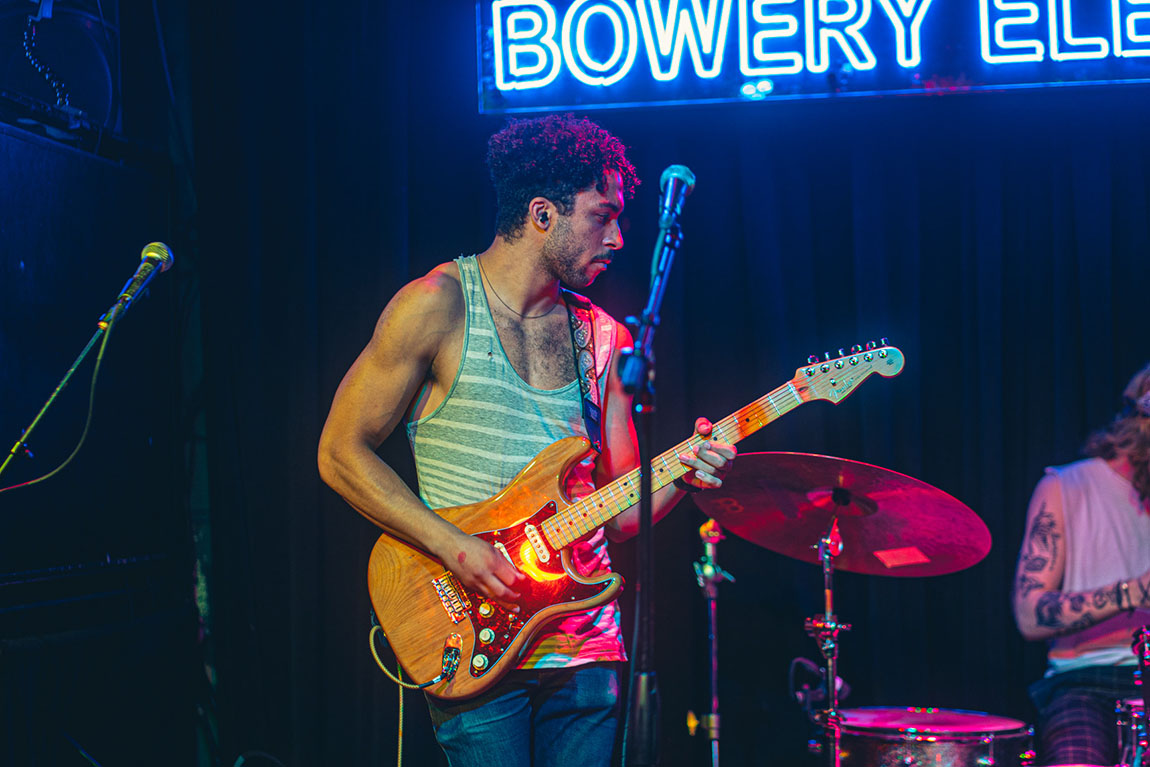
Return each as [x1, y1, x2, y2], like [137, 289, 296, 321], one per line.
[1046, 457, 1150, 674]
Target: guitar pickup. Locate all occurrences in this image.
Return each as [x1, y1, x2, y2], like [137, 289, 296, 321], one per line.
[524, 524, 550, 563]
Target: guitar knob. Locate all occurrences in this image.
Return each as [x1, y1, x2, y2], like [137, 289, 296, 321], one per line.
[472, 654, 489, 671]
[478, 628, 495, 645]
[478, 602, 494, 618]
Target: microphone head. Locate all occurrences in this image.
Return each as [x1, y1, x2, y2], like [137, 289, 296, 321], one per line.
[141, 242, 175, 272]
[660, 164, 696, 196]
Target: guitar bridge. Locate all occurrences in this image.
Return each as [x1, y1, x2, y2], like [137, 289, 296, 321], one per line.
[432, 571, 471, 624]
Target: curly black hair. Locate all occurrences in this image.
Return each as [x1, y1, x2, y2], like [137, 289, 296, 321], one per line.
[487, 115, 640, 241]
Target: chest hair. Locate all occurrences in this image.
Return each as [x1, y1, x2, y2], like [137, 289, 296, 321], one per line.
[492, 310, 576, 390]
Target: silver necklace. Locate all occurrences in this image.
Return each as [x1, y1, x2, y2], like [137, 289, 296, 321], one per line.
[477, 256, 558, 320]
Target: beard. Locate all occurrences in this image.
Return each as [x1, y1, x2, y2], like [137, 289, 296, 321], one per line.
[540, 215, 598, 289]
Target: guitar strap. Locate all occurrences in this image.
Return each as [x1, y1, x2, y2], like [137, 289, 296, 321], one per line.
[562, 289, 603, 452]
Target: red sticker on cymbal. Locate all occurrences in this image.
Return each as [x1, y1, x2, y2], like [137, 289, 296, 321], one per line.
[873, 546, 931, 569]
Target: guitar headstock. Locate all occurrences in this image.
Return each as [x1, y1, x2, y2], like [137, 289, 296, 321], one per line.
[792, 341, 905, 404]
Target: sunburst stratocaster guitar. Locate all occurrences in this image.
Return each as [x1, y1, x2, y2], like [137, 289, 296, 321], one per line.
[367, 343, 905, 700]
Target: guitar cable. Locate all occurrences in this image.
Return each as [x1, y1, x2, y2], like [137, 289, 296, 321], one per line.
[368, 623, 462, 691]
[365, 616, 460, 767]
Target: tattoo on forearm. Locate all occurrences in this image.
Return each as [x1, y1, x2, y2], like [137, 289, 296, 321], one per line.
[1067, 615, 1098, 632]
[1033, 584, 1121, 633]
[1036, 591, 1063, 628]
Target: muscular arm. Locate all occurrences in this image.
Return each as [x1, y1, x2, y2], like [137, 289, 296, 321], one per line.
[595, 322, 735, 542]
[317, 268, 523, 602]
[1011, 474, 1150, 640]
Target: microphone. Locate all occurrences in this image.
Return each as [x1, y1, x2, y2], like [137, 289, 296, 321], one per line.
[117, 242, 174, 309]
[657, 164, 696, 229]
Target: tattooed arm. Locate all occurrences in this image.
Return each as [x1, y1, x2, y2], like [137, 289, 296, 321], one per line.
[1012, 474, 1150, 640]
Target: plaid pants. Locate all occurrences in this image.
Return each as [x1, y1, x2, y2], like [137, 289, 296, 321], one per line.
[1029, 665, 1142, 766]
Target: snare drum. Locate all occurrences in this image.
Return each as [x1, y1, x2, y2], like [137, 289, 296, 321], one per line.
[1116, 697, 1145, 767]
[836, 706, 1035, 766]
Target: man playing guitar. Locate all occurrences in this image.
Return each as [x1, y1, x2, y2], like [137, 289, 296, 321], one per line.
[318, 115, 735, 766]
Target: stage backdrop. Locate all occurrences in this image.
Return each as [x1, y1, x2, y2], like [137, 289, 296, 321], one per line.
[189, 2, 1150, 765]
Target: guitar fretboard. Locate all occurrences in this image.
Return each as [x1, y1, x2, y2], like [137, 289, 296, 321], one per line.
[540, 380, 807, 549]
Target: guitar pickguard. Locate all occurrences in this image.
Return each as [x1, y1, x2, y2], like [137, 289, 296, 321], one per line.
[457, 502, 616, 678]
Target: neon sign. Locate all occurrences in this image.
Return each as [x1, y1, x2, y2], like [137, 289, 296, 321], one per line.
[477, 0, 1150, 111]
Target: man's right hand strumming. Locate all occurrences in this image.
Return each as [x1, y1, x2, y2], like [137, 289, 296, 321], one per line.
[434, 528, 525, 608]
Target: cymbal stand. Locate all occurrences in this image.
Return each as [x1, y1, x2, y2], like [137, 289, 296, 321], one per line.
[804, 516, 851, 767]
[689, 520, 735, 767]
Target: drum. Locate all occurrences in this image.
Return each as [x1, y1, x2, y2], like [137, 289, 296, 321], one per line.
[836, 706, 1035, 766]
[1116, 697, 1145, 767]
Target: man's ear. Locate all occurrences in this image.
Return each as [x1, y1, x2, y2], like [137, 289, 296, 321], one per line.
[528, 198, 553, 232]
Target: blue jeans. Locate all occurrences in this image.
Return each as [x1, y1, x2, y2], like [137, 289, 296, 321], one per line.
[426, 663, 621, 767]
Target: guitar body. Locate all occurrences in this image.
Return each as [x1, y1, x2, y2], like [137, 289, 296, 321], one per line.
[367, 436, 623, 701]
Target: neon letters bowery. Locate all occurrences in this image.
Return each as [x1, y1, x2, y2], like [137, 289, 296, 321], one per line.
[488, 0, 1150, 91]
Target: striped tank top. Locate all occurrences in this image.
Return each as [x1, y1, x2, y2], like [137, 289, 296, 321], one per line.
[406, 255, 626, 668]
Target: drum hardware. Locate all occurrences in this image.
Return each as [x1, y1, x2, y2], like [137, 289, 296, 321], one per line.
[686, 519, 735, 767]
[1118, 627, 1149, 767]
[802, 517, 852, 766]
[695, 452, 996, 767]
[1136, 625, 1149, 690]
[1116, 696, 1146, 767]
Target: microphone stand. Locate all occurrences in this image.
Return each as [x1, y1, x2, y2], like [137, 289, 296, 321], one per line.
[620, 220, 684, 767]
[691, 520, 735, 767]
[0, 292, 133, 481]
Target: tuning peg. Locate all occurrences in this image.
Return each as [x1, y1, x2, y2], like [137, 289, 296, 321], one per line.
[851, 344, 863, 354]
[807, 355, 819, 365]
[824, 352, 831, 361]
[837, 348, 845, 357]
[880, 337, 888, 346]
[865, 341, 876, 351]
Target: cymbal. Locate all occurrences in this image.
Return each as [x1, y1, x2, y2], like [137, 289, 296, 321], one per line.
[694, 453, 991, 577]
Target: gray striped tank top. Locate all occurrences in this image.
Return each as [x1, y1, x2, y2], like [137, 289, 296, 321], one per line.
[406, 255, 626, 668]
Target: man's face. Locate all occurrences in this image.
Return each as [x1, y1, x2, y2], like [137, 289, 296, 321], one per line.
[540, 170, 625, 289]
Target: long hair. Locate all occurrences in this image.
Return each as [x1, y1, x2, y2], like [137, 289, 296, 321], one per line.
[1083, 361, 1150, 502]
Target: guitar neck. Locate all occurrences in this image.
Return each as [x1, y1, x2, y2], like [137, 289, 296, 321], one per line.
[541, 378, 806, 549]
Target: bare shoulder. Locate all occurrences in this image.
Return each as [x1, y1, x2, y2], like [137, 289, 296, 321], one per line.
[1027, 473, 1064, 520]
[379, 261, 462, 329]
[370, 261, 464, 358]
[611, 315, 634, 351]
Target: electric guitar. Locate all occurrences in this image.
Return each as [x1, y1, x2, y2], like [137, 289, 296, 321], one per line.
[367, 344, 905, 700]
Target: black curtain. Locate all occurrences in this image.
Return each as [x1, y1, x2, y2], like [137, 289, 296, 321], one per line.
[189, 3, 1150, 765]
